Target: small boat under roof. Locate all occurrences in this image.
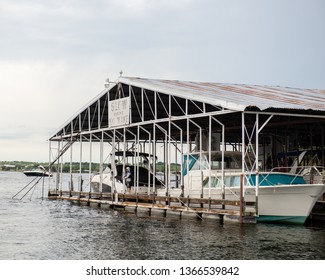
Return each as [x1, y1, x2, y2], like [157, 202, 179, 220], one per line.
[91, 151, 163, 194]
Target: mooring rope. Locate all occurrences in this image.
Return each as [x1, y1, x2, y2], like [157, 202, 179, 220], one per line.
[29, 178, 39, 201]
[13, 176, 43, 200]
[12, 176, 39, 199]
[176, 196, 204, 220]
[14, 133, 81, 201]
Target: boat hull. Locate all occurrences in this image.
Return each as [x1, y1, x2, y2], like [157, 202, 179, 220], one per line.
[91, 174, 156, 195]
[256, 215, 306, 224]
[23, 171, 52, 177]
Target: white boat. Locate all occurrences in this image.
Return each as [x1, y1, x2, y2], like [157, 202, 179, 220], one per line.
[156, 151, 325, 224]
[23, 165, 52, 177]
[91, 151, 163, 194]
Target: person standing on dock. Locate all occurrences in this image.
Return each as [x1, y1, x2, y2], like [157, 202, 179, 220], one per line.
[124, 167, 132, 193]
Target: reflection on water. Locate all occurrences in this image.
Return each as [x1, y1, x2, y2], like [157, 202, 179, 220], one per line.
[0, 171, 324, 260]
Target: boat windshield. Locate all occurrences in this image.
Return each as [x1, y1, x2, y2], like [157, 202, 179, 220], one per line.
[189, 152, 243, 171]
[109, 151, 156, 169]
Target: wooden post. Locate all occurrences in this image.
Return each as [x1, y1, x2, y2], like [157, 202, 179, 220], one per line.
[97, 193, 102, 207]
[240, 174, 244, 224]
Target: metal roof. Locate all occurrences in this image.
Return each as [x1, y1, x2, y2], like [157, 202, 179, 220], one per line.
[119, 77, 325, 112]
[50, 76, 325, 140]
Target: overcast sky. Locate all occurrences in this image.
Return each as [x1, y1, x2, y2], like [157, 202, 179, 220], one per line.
[0, 0, 324, 162]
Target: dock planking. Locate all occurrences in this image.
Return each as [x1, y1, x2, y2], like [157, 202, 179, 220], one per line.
[48, 190, 256, 223]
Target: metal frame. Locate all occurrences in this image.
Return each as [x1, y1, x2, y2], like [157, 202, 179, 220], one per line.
[48, 79, 325, 219]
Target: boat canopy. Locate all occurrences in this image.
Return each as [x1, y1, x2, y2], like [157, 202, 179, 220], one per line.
[113, 151, 157, 159]
[183, 151, 245, 176]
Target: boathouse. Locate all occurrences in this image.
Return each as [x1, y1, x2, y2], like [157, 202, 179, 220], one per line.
[48, 76, 325, 223]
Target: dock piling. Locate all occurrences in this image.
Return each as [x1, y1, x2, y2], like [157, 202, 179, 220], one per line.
[48, 190, 256, 223]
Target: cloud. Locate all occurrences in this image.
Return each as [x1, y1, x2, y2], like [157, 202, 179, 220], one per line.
[0, 0, 325, 161]
[0, 0, 196, 60]
[0, 138, 49, 162]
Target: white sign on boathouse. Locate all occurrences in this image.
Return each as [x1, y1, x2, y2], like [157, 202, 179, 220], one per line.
[108, 96, 130, 127]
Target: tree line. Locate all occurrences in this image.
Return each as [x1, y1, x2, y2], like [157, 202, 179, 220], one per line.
[0, 161, 181, 173]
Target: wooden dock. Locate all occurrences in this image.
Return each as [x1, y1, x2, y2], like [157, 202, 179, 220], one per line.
[48, 190, 257, 223]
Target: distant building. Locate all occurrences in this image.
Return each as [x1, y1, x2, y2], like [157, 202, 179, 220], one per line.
[1, 164, 16, 171]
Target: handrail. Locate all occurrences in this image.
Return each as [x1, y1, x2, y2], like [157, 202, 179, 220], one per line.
[265, 166, 324, 185]
[200, 166, 325, 193]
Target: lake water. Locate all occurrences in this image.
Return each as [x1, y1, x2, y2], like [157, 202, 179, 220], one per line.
[0, 171, 324, 260]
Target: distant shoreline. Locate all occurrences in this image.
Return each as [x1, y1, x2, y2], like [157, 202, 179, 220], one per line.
[0, 160, 180, 173]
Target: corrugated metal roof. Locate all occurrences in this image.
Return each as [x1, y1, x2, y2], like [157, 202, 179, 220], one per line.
[119, 77, 325, 112]
[49, 76, 325, 140]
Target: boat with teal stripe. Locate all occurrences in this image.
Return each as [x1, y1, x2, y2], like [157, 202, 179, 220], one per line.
[159, 151, 325, 225]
